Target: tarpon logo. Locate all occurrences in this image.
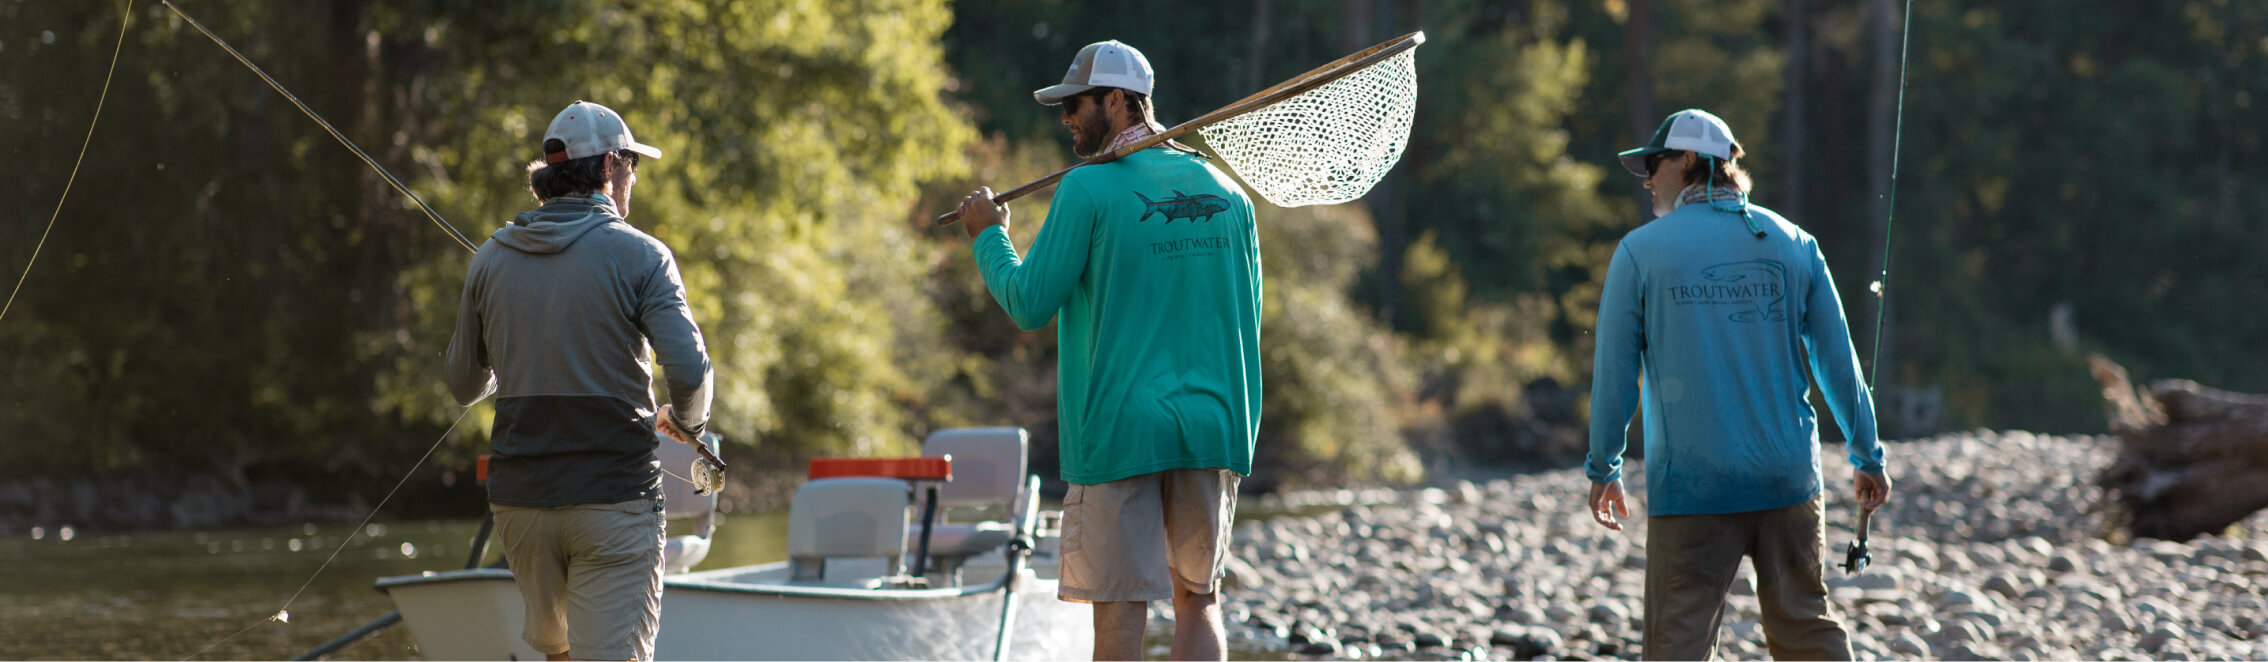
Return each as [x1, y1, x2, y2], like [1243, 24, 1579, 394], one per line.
[1134, 190, 1231, 224]
[1667, 260, 1788, 323]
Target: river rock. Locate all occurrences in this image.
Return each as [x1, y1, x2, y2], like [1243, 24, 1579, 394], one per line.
[2139, 626, 2183, 654]
[1491, 626, 1561, 659]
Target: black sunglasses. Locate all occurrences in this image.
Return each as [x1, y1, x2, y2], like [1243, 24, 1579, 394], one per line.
[1644, 152, 1671, 177]
[617, 149, 641, 170]
[1062, 90, 1110, 115]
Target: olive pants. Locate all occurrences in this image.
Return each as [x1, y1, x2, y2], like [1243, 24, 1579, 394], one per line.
[1644, 497, 1853, 661]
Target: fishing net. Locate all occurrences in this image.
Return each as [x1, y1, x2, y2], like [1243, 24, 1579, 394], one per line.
[1197, 46, 1420, 208]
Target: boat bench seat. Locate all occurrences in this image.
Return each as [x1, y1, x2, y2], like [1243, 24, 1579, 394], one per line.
[918, 427, 1029, 579]
[786, 477, 910, 585]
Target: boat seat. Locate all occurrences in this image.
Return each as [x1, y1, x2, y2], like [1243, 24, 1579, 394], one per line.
[918, 427, 1028, 578]
[655, 431, 721, 574]
[786, 477, 909, 585]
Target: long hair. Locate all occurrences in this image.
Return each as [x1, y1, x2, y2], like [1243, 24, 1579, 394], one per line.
[526, 138, 609, 200]
[1679, 144, 1753, 193]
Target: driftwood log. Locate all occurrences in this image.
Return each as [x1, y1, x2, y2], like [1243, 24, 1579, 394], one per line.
[2091, 353, 2268, 540]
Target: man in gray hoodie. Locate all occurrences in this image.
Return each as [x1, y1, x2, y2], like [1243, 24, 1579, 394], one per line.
[446, 100, 712, 662]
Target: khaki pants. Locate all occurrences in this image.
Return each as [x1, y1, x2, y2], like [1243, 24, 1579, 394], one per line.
[492, 498, 666, 661]
[1644, 497, 1852, 661]
[1057, 469, 1240, 603]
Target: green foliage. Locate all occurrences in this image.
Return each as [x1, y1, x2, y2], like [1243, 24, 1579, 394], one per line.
[1251, 202, 1423, 484]
[11, 0, 2268, 513]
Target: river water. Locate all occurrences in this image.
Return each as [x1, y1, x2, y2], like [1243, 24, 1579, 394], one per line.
[3, 511, 1290, 660]
[1, 514, 787, 660]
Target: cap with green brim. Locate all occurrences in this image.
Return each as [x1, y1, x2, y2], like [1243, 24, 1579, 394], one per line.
[1617, 108, 1739, 177]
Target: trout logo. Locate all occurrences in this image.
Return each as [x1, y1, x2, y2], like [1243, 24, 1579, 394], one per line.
[1667, 260, 1788, 323]
[1134, 190, 1231, 224]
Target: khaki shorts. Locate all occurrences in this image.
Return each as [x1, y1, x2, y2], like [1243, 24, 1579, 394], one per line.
[492, 498, 666, 660]
[1057, 469, 1240, 603]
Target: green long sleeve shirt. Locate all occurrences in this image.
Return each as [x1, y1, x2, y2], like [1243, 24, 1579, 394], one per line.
[971, 149, 1262, 485]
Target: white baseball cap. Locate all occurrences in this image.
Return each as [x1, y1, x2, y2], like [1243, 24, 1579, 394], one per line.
[1617, 108, 1740, 176]
[542, 100, 662, 164]
[1033, 40, 1155, 105]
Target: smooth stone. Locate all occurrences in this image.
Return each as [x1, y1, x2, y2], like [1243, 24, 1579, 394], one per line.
[2133, 597, 2182, 622]
[2047, 553, 2079, 573]
[2149, 540, 2197, 563]
[1982, 573, 2022, 599]
[1938, 588, 1983, 609]
[1587, 602, 1627, 626]
[1946, 642, 2006, 660]
[1885, 632, 1928, 657]
[1545, 604, 1580, 625]
[1294, 639, 1342, 656]
[2140, 626, 2182, 654]
[1960, 609, 2005, 629]
[1846, 572, 1899, 592]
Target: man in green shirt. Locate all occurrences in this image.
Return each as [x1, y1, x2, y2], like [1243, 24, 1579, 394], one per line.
[955, 39, 1261, 662]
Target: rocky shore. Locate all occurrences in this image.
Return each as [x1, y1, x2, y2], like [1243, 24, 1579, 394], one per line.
[1215, 431, 2268, 660]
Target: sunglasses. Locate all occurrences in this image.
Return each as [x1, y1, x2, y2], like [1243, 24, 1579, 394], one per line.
[1062, 90, 1108, 116]
[1644, 152, 1671, 177]
[618, 149, 641, 171]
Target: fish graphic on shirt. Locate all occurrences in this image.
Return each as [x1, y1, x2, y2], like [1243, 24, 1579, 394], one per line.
[1134, 190, 1231, 224]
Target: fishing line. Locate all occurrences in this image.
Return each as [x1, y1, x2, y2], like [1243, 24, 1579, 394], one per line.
[0, 0, 132, 324]
[181, 402, 479, 661]
[159, 0, 479, 255]
[1865, 0, 1915, 390]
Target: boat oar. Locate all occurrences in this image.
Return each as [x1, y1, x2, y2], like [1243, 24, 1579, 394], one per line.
[992, 475, 1043, 661]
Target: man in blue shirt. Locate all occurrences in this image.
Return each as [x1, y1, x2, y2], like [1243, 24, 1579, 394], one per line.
[1584, 109, 1891, 660]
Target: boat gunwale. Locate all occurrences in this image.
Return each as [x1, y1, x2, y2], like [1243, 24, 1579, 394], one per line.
[376, 559, 1031, 603]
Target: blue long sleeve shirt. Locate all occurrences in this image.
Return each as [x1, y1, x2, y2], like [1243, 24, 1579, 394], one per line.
[1585, 200, 1886, 516]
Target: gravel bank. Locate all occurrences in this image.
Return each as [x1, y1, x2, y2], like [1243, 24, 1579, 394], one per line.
[1216, 431, 2268, 660]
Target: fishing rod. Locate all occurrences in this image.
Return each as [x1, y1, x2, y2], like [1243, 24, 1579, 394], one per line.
[1, 0, 132, 324]
[159, 0, 478, 255]
[1845, 0, 1916, 575]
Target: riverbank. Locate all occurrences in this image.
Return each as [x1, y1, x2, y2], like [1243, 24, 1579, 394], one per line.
[1216, 431, 2268, 660]
[0, 460, 813, 536]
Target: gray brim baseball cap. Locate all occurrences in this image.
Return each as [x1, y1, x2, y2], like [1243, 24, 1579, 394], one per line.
[1034, 40, 1155, 105]
[1617, 108, 1738, 177]
[543, 100, 662, 164]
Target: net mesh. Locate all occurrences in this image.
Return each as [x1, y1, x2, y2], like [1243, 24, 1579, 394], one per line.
[1197, 46, 1419, 208]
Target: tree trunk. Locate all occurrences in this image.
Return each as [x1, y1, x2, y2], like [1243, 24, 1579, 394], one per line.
[1624, 0, 1656, 222]
[2090, 354, 2268, 540]
[1778, 0, 1808, 218]
[1244, 0, 1272, 94]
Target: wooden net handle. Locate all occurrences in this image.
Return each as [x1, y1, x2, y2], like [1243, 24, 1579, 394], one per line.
[936, 31, 1426, 226]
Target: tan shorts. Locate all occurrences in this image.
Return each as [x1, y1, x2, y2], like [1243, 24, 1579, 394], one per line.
[1057, 468, 1240, 603]
[492, 498, 666, 660]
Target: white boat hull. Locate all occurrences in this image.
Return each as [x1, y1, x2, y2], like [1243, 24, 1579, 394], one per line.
[378, 560, 1092, 660]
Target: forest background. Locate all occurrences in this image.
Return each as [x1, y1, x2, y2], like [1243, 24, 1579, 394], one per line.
[3, 0, 2263, 528]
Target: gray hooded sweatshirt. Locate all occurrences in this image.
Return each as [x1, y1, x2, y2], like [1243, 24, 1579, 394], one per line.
[446, 193, 713, 508]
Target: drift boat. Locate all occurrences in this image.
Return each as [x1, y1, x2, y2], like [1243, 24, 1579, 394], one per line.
[375, 427, 1093, 660]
